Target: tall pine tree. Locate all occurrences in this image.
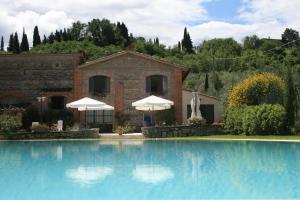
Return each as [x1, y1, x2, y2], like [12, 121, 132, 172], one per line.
[7, 34, 14, 52]
[20, 28, 29, 52]
[204, 73, 209, 92]
[284, 64, 297, 129]
[181, 27, 194, 53]
[48, 33, 55, 44]
[13, 32, 20, 54]
[0, 36, 4, 51]
[43, 35, 48, 44]
[33, 26, 41, 47]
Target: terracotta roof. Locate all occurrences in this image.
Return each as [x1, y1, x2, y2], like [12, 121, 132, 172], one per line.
[183, 88, 220, 101]
[78, 51, 188, 71]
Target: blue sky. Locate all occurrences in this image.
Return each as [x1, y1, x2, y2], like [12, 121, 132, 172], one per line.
[0, 0, 299, 46]
[202, 0, 243, 23]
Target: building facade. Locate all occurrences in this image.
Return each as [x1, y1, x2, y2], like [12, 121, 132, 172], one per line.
[0, 51, 189, 129]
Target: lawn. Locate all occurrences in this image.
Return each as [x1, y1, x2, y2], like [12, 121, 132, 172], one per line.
[163, 134, 300, 142]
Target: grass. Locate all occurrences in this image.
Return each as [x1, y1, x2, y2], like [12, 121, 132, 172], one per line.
[163, 134, 300, 141]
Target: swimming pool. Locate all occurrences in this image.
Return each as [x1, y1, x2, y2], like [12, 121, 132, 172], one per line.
[0, 140, 299, 199]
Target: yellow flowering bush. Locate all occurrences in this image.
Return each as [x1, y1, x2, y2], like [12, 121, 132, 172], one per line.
[227, 72, 284, 108]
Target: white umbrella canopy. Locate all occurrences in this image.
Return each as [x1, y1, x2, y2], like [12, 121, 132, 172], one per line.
[132, 95, 174, 111]
[78, 104, 114, 111]
[66, 97, 106, 109]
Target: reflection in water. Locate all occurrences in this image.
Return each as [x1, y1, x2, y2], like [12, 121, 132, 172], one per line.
[56, 146, 63, 160]
[0, 140, 300, 199]
[66, 166, 113, 186]
[132, 165, 174, 184]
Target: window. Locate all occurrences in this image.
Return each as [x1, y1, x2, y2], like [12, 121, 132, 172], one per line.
[146, 75, 167, 96]
[50, 96, 66, 110]
[86, 110, 113, 124]
[89, 76, 110, 96]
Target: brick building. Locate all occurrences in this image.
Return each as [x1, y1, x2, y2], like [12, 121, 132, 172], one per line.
[0, 51, 189, 129]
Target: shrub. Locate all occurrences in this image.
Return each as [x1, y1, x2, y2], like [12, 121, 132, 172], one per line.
[154, 107, 176, 125]
[224, 104, 286, 135]
[227, 73, 284, 108]
[224, 106, 246, 134]
[0, 114, 22, 133]
[114, 111, 131, 126]
[31, 124, 50, 133]
[187, 117, 206, 127]
[43, 109, 74, 128]
[22, 105, 40, 129]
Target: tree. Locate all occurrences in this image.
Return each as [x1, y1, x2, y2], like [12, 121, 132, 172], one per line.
[62, 28, 68, 41]
[33, 26, 41, 47]
[20, 28, 29, 52]
[154, 37, 159, 45]
[0, 36, 4, 51]
[213, 73, 223, 93]
[281, 28, 300, 48]
[243, 35, 260, 49]
[48, 33, 55, 44]
[7, 34, 13, 52]
[204, 73, 209, 92]
[42, 35, 48, 44]
[181, 27, 194, 53]
[13, 32, 20, 53]
[284, 63, 297, 128]
[69, 21, 87, 41]
[54, 30, 61, 42]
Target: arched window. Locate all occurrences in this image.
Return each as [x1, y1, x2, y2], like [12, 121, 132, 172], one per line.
[146, 75, 167, 96]
[89, 76, 110, 97]
[50, 96, 66, 110]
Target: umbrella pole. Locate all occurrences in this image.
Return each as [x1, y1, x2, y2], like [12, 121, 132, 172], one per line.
[85, 110, 87, 129]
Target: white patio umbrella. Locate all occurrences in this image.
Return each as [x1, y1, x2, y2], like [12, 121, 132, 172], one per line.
[190, 92, 203, 119]
[132, 95, 174, 126]
[132, 95, 174, 111]
[66, 97, 113, 127]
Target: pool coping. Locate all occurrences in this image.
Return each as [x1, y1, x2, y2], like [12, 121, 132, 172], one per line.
[1, 137, 300, 143]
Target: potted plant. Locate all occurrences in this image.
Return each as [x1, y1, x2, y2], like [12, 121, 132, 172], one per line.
[115, 126, 124, 135]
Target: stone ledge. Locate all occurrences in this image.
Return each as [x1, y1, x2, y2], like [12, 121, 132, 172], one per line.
[142, 125, 224, 138]
[0, 130, 100, 140]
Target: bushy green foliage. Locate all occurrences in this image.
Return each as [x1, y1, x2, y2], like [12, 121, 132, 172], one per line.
[31, 124, 50, 133]
[154, 107, 176, 125]
[22, 106, 40, 129]
[224, 104, 286, 135]
[30, 40, 122, 61]
[187, 117, 206, 127]
[0, 114, 22, 133]
[42, 109, 74, 128]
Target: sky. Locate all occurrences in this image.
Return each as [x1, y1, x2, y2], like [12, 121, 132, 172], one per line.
[0, 0, 300, 47]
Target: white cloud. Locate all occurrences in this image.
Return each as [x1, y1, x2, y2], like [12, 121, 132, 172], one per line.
[0, 0, 299, 47]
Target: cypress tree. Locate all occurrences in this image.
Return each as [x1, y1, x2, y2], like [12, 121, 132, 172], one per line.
[13, 32, 20, 54]
[33, 26, 41, 47]
[54, 30, 61, 42]
[48, 32, 55, 44]
[0, 36, 4, 51]
[181, 27, 194, 53]
[284, 64, 297, 129]
[177, 41, 181, 51]
[7, 34, 14, 52]
[204, 73, 209, 92]
[154, 37, 159, 45]
[43, 34, 48, 44]
[62, 28, 68, 41]
[20, 28, 29, 52]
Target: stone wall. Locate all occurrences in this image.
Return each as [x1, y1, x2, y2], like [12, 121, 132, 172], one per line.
[0, 53, 82, 105]
[142, 125, 224, 138]
[0, 129, 99, 140]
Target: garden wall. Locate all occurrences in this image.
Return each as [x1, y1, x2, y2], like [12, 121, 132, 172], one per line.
[142, 125, 224, 138]
[0, 129, 100, 140]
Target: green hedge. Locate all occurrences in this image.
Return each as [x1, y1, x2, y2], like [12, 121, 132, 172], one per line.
[224, 104, 287, 135]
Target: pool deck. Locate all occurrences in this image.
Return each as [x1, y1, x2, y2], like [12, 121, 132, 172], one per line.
[99, 133, 144, 139]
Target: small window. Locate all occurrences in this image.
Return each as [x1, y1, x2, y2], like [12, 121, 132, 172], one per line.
[89, 76, 110, 97]
[146, 75, 167, 96]
[50, 96, 66, 110]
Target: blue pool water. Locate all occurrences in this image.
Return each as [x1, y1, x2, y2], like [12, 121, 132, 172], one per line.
[0, 140, 300, 199]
